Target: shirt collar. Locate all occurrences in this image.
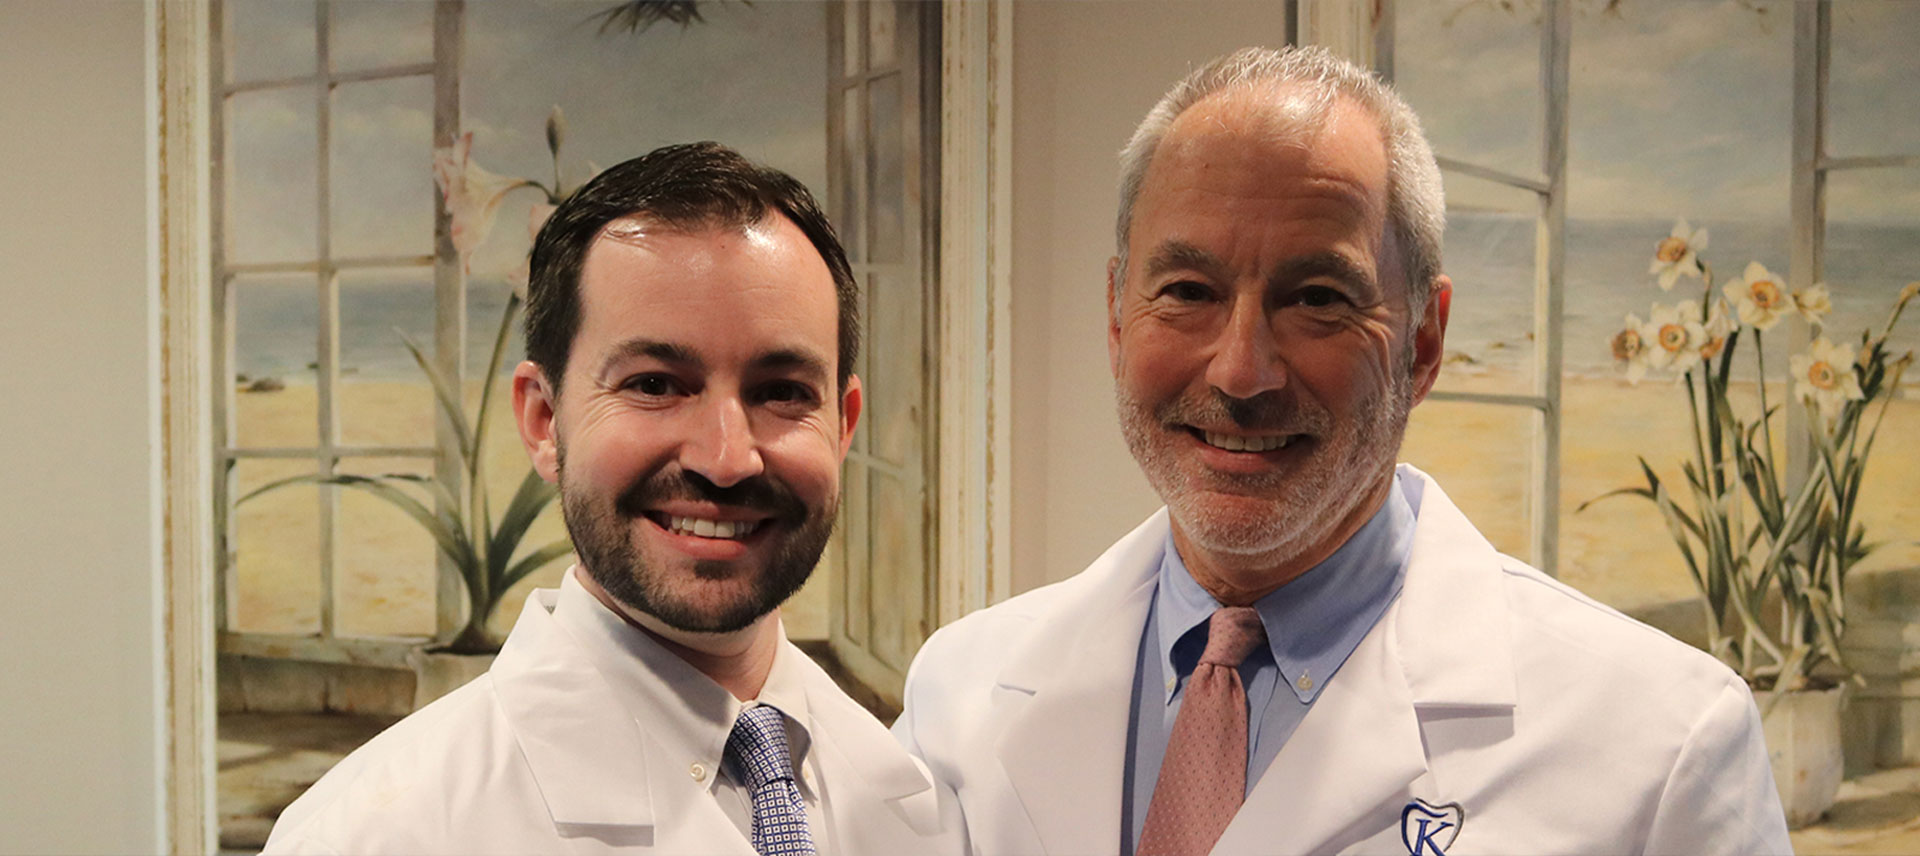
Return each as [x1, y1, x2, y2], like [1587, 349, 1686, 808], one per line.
[550, 568, 815, 794]
[1154, 472, 1415, 704]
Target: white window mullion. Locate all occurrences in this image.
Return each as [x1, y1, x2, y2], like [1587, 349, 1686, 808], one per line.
[430, 0, 467, 641]
[314, 0, 341, 641]
[1786, 0, 1830, 493]
[1532, 0, 1571, 576]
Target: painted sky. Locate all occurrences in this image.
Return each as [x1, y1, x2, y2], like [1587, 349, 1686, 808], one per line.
[1396, 0, 1920, 223]
[224, 0, 829, 275]
[222, 0, 1917, 274]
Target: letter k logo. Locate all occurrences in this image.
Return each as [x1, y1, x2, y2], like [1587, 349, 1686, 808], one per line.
[1400, 800, 1464, 856]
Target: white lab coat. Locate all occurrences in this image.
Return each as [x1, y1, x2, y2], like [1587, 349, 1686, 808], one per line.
[894, 465, 1791, 856]
[266, 584, 962, 855]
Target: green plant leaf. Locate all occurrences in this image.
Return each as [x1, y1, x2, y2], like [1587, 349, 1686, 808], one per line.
[239, 472, 478, 573]
[399, 330, 475, 462]
[488, 468, 562, 587]
[498, 539, 577, 596]
[1575, 486, 1656, 513]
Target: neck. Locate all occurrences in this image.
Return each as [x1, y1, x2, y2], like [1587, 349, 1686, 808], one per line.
[575, 568, 781, 700]
[1173, 474, 1393, 607]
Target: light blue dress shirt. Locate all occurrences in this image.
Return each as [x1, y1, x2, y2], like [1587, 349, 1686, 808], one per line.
[1120, 474, 1418, 854]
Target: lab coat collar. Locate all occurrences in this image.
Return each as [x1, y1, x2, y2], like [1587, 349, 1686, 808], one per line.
[995, 509, 1167, 855]
[1211, 464, 1518, 852]
[490, 585, 665, 829]
[794, 651, 944, 835]
[1392, 464, 1519, 709]
[492, 574, 938, 838]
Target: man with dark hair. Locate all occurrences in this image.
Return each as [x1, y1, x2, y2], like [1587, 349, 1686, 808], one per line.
[266, 142, 960, 855]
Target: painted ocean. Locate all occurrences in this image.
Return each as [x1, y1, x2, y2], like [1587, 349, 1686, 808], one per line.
[232, 215, 1920, 384]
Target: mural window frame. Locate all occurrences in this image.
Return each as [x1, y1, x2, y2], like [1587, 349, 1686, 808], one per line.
[210, 0, 466, 665]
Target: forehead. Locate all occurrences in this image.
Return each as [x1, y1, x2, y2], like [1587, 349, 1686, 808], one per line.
[571, 214, 838, 364]
[1133, 89, 1391, 235]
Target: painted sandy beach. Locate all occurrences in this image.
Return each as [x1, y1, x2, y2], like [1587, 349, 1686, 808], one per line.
[227, 365, 1918, 648]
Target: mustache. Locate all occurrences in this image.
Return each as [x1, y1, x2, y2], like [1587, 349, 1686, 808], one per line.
[613, 467, 809, 521]
[1157, 388, 1328, 434]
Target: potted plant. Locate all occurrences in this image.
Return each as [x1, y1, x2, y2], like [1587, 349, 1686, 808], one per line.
[1586, 219, 1916, 827]
[240, 110, 584, 705]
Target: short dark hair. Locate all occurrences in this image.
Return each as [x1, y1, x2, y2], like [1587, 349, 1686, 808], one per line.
[524, 141, 860, 396]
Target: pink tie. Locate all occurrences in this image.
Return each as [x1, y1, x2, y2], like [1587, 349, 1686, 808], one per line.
[1137, 606, 1268, 856]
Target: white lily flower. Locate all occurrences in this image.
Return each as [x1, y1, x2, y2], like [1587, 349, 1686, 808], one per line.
[1650, 218, 1709, 291]
[1643, 300, 1709, 375]
[1610, 311, 1652, 384]
[432, 131, 535, 270]
[1791, 337, 1866, 427]
[1792, 283, 1833, 327]
[506, 201, 559, 299]
[1722, 261, 1791, 331]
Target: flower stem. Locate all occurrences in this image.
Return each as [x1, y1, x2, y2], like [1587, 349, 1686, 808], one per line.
[1753, 328, 1780, 478]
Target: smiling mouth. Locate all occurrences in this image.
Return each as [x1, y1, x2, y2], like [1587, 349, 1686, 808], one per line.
[1186, 427, 1299, 453]
[641, 512, 766, 540]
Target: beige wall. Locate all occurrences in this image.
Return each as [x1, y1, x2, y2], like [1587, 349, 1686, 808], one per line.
[0, 1, 163, 852]
[1008, 2, 1294, 594]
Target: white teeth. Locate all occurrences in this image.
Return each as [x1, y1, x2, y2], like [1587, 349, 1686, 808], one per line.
[667, 516, 761, 539]
[1203, 431, 1292, 452]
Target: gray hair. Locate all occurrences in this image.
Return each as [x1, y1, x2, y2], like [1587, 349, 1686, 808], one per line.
[1113, 46, 1446, 318]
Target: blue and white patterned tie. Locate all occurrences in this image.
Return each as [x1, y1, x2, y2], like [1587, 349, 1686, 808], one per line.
[725, 705, 818, 856]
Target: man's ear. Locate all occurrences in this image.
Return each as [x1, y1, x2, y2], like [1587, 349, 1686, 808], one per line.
[837, 373, 864, 460]
[512, 361, 561, 483]
[1107, 256, 1124, 378]
[1409, 275, 1453, 406]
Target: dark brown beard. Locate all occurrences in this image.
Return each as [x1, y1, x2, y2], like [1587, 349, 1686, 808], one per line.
[558, 454, 837, 634]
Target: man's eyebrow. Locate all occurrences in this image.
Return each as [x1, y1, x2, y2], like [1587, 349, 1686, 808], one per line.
[1142, 240, 1226, 281]
[600, 338, 702, 375]
[1272, 252, 1377, 293]
[752, 347, 830, 380]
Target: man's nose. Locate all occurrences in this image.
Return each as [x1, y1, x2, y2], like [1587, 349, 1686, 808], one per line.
[680, 394, 765, 488]
[1205, 298, 1287, 399]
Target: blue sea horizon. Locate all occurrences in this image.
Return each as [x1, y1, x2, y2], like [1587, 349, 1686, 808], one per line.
[232, 215, 1920, 385]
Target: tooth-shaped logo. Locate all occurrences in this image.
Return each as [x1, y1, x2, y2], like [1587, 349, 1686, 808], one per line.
[1400, 799, 1463, 856]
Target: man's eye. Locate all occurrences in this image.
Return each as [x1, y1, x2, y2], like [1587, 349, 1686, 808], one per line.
[759, 381, 817, 405]
[626, 374, 680, 396]
[1163, 281, 1212, 302]
[1296, 286, 1349, 308]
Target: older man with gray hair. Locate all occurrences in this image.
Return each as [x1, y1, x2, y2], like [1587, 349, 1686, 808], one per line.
[894, 46, 1791, 855]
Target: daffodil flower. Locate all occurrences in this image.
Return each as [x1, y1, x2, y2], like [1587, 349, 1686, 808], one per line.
[1610, 311, 1652, 383]
[1792, 283, 1833, 328]
[1643, 300, 1708, 375]
[432, 131, 536, 271]
[1722, 261, 1791, 331]
[1791, 337, 1866, 427]
[1699, 300, 1736, 361]
[1650, 218, 1709, 290]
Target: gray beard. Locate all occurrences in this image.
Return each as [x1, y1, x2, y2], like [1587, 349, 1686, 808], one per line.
[1114, 367, 1413, 563]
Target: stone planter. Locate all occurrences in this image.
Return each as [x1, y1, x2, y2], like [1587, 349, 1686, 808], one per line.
[1756, 684, 1846, 829]
[406, 647, 496, 711]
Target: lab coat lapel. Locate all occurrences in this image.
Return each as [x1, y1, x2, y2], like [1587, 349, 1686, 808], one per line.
[1210, 592, 1426, 854]
[1210, 467, 1517, 854]
[491, 592, 753, 853]
[798, 648, 944, 849]
[994, 510, 1167, 854]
